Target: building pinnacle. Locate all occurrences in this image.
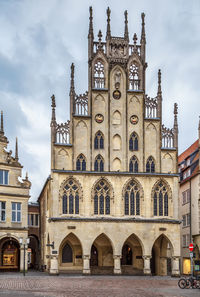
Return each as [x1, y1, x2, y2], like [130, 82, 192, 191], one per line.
[106, 7, 111, 40]
[124, 10, 129, 41]
[88, 6, 94, 39]
[0, 111, 4, 135]
[15, 137, 19, 162]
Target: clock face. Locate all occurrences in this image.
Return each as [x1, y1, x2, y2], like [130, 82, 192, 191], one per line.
[113, 89, 121, 100]
[130, 115, 138, 125]
[95, 114, 104, 123]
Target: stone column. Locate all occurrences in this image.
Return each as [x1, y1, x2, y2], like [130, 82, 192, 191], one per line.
[114, 255, 121, 274]
[83, 255, 90, 274]
[20, 244, 28, 272]
[143, 255, 151, 275]
[49, 255, 59, 275]
[172, 256, 180, 277]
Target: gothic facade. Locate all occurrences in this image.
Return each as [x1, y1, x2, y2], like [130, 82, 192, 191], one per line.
[39, 7, 180, 276]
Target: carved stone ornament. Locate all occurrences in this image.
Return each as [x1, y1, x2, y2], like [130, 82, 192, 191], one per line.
[95, 114, 104, 123]
[130, 115, 138, 125]
[113, 89, 121, 100]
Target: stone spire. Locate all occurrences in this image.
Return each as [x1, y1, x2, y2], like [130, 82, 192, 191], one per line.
[106, 7, 111, 40]
[140, 12, 146, 63]
[88, 6, 94, 39]
[173, 103, 178, 149]
[98, 30, 103, 49]
[0, 110, 4, 135]
[140, 12, 146, 44]
[50, 94, 56, 127]
[15, 137, 19, 162]
[88, 6, 94, 60]
[124, 10, 129, 41]
[157, 69, 162, 118]
[70, 63, 75, 115]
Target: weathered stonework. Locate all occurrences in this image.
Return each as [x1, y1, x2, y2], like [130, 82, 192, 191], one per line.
[39, 7, 180, 276]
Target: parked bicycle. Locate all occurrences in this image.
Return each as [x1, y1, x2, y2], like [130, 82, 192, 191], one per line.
[178, 276, 200, 289]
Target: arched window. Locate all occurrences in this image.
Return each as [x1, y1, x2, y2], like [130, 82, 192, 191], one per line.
[62, 179, 80, 214]
[94, 60, 105, 88]
[146, 156, 155, 173]
[62, 243, 73, 263]
[94, 155, 104, 172]
[129, 63, 140, 90]
[153, 181, 169, 216]
[94, 131, 104, 149]
[129, 156, 138, 172]
[94, 179, 111, 215]
[124, 180, 140, 215]
[129, 132, 138, 151]
[76, 154, 86, 171]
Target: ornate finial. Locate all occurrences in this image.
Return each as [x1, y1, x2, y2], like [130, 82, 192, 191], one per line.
[0, 110, 4, 135]
[70, 63, 75, 94]
[174, 103, 178, 115]
[51, 94, 56, 108]
[88, 6, 94, 39]
[124, 10, 129, 40]
[98, 30, 102, 45]
[15, 137, 19, 162]
[25, 172, 28, 180]
[133, 33, 137, 53]
[106, 7, 111, 40]
[157, 69, 162, 96]
[50, 94, 56, 125]
[141, 12, 146, 44]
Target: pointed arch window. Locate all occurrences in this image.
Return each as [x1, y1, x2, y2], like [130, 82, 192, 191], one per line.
[94, 131, 104, 149]
[129, 132, 138, 151]
[153, 181, 169, 216]
[124, 180, 140, 215]
[129, 156, 138, 173]
[146, 156, 155, 173]
[62, 179, 80, 215]
[129, 63, 140, 90]
[94, 60, 105, 89]
[94, 179, 111, 215]
[94, 155, 104, 172]
[76, 154, 86, 171]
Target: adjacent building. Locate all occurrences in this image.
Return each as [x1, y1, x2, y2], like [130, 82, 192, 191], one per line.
[38, 8, 181, 276]
[0, 111, 31, 271]
[178, 121, 200, 275]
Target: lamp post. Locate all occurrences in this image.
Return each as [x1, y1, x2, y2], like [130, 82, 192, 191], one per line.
[19, 237, 30, 276]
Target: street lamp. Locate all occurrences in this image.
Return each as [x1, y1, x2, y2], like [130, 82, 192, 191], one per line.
[19, 237, 30, 276]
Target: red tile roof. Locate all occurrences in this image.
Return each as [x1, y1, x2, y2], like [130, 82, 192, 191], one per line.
[178, 139, 199, 164]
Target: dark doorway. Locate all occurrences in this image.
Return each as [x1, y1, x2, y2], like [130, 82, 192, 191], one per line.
[62, 243, 73, 263]
[121, 244, 132, 265]
[150, 247, 156, 275]
[90, 245, 98, 266]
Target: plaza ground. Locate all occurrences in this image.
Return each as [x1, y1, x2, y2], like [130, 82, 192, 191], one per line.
[0, 272, 199, 297]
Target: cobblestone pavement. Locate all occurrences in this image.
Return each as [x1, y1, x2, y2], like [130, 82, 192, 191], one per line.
[0, 272, 199, 297]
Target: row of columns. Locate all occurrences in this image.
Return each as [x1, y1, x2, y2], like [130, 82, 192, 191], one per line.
[49, 254, 180, 276]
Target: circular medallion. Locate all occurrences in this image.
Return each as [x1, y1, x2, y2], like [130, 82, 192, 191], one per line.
[130, 115, 138, 125]
[113, 89, 121, 100]
[95, 114, 104, 123]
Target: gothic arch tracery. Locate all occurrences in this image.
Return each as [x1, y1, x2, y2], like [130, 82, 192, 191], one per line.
[151, 179, 172, 217]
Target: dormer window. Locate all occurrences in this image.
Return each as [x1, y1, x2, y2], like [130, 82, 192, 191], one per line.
[0, 170, 8, 185]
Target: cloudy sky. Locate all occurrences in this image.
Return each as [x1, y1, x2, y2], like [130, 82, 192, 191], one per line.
[0, 0, 200, 201]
